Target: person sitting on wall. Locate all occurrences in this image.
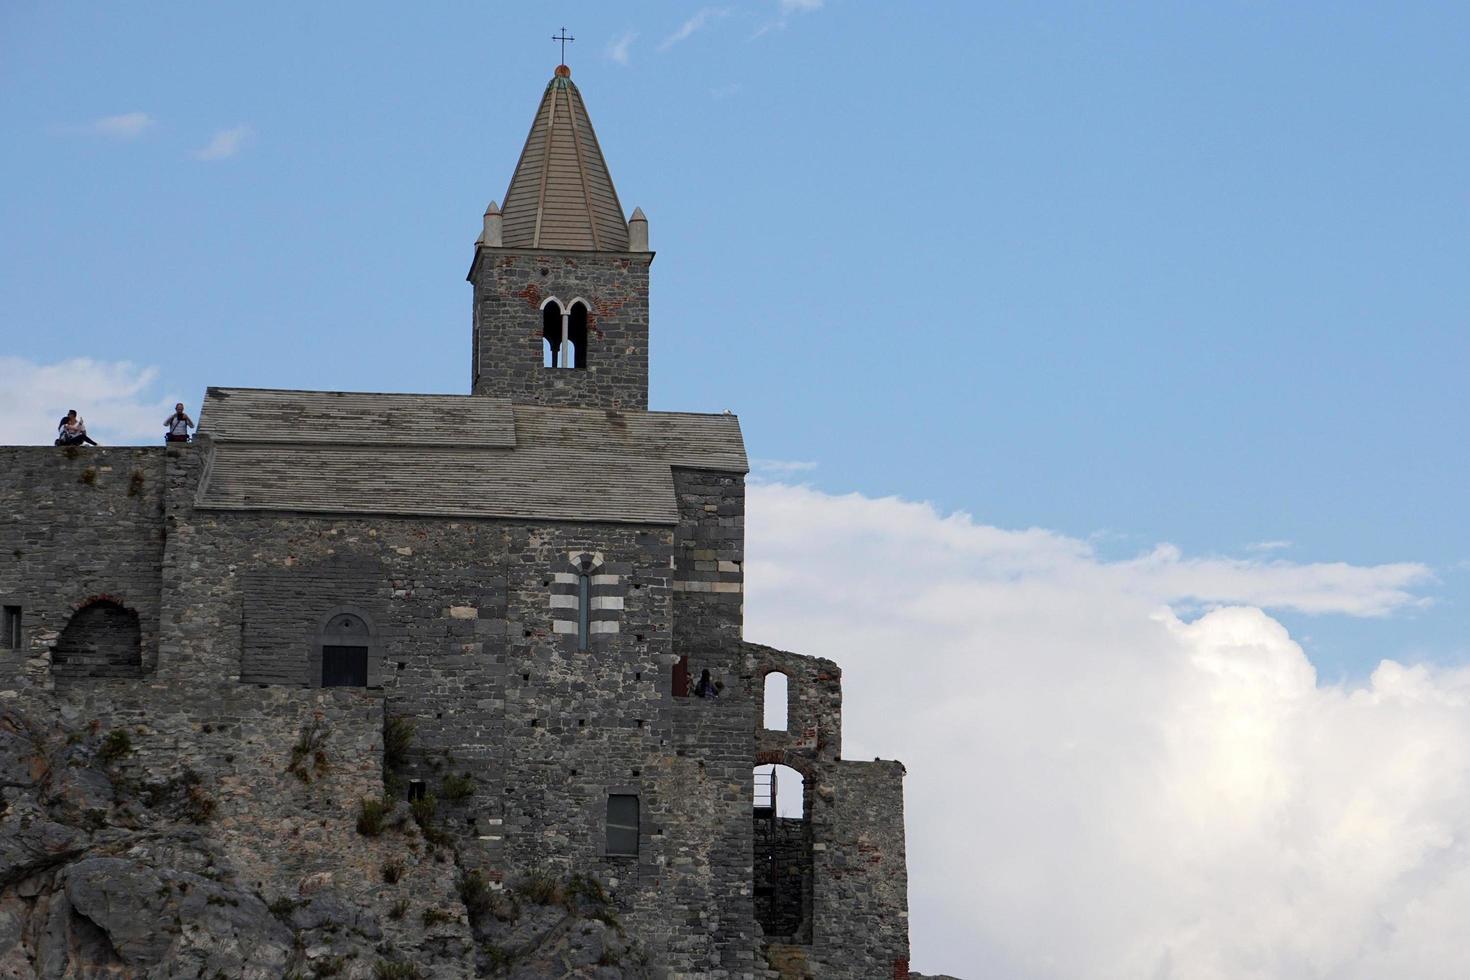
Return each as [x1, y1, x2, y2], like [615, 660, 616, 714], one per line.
[164, 403, 195, 443]
[694, 668, 719, 699]
[55, 410, 99, 446]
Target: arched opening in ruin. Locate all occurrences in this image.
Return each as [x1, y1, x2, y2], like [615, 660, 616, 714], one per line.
[53, 599, 142, 679]
[753, 762, 812, 942]
[762, 670, 789, 731]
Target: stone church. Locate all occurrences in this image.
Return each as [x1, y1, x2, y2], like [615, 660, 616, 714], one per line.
[0, 65, 909, 979]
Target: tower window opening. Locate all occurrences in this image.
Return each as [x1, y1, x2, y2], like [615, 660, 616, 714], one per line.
[542, 302, 564, 368]
[577, 574, 591, 650]
[763, 671, 789, 731]
[568, 301, 589, 369]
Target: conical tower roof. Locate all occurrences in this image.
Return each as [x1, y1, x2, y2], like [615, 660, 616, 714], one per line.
[500, 66, 630, 251]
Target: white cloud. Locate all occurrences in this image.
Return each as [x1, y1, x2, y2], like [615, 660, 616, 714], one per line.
[0, 358, 182, 446]
[659, 7, 729, 50]
[82, 112, 155, 139]
[745, 482, 1468, 979]
[750, 456, 814, 473]
[754, 0, 824, 37]
[193, 125, 252, 161]
[606, 30, 638, 66]
[1247, 539, 1293, 552]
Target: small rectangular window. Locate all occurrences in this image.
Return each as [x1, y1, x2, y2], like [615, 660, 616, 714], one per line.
[1, 606, 19, 650]
[322, 645, 368, 687]
[606, 794, 639, 857]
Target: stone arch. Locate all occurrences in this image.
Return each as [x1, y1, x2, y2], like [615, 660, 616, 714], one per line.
[53, 596, 142, 680]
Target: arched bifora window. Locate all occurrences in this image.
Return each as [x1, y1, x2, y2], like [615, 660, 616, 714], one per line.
[315, 609, 377, 688]
[542, 299, 589, 370]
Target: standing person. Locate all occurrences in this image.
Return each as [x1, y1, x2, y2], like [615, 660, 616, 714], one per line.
[694, 668, 719, 699]
[164, 403, 194, 443]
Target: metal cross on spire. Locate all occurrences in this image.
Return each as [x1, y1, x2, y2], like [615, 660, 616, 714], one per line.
[552, 27, 575, 64]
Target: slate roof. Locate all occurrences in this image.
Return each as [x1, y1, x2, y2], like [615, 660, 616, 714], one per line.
[194, 388, 745, 525]
[499, 67, 630, 251]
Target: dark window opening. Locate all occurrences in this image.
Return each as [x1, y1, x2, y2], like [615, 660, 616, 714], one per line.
[542, 302, 564, 368]
[1, 606, 20, 649]
[321, 646, 368, 687]
[568, 301, 589, 369]
[672, 655, 690, 697]
[53, 600, 141, 679]
[607, 794, 639, 857]
[577, 574, 591, 651]
[408, 780, 427, 802]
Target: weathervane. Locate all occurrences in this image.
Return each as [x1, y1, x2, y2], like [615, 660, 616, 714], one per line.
[552, 27, 575, 64]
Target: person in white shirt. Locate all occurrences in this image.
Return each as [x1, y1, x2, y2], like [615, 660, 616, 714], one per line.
[164, 403, 194, 443]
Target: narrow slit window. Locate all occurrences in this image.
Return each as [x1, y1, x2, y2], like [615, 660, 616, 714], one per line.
[763, 671, 789, 731]
[578, 574, 591, 651]
[1, 606, 20, 649]
[607, 794, 639, 856]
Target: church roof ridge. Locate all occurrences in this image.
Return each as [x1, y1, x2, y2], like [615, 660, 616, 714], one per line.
[498, 67, 630, 251]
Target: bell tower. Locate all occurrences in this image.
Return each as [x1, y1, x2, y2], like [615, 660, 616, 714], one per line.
[469, 65, 653, 409]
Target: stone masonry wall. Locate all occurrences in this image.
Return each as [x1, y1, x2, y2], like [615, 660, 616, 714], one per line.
[811, 760, 910, 979]
[471, 248, 651, 409]
[673, 468, 745, 693]
[747, 642, 842, 763]
[0, 447, 166, 691]
[145, 441, 760, 973]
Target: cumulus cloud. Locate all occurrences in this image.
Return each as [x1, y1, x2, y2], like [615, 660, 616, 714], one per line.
[606, 30, 638, 65]
[193, 125, 252, 161]
[659, 7, 729, 50]
[85, 111, 155, 139]
[0, 358, 180, 446]
[750, 457, 815, 474]
[744, 482, 1467, 979]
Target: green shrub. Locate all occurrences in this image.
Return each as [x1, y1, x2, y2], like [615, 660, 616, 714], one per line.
[373, 961, 423, 980]
[457, 869, 493, 920]
[410, 793, 437, 826]
[383, 716, 414, 770]
[511, 872, 563, 907]
[422, 907, 456, 927]
[268, 896, 299, 919]
[440, 771, 474, 802]
[97, 730, 132, 764]
[388, 898, 409, 920]
[357, 797, 391, 837]
[288, 714, 330, 784]
[382, 859, 404, 884]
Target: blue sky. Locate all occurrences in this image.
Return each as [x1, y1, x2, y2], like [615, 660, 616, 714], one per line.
[4, 4, 1469, 974]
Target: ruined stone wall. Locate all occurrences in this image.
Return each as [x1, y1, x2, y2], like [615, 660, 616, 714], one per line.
[471, 248, 651, 410]
[0, 447, 166, 689]
[747, 642, 842, 763]
[754, 815, 813, 942]
[811, 760, 910, 979]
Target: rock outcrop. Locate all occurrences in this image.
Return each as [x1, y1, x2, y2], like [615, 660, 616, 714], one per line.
[0, 706, 655, 979]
